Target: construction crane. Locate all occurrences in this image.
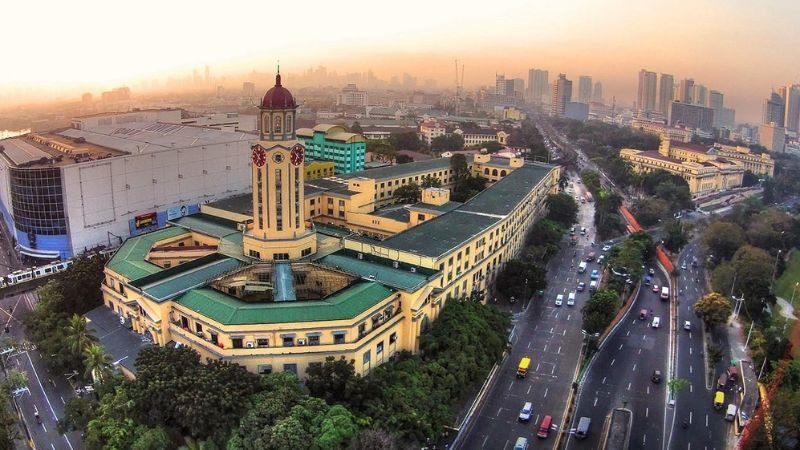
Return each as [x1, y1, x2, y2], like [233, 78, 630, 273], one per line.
[454, 60, 464, 116]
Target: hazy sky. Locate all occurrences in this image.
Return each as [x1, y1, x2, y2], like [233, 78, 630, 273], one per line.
[2, 0, 799, 122]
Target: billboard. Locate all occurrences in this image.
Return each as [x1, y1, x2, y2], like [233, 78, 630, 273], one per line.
[167, 205, 189, 220]
[134, 212, 157, 229]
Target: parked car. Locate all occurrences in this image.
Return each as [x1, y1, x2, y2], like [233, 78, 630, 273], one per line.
[590, 269, 599, 280]
[555, 294, 563, 306]
[602, 245, 612, 252]
[567, 292, 576, 306]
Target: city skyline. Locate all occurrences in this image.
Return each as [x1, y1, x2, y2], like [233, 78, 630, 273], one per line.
[2, 0, 800, 122]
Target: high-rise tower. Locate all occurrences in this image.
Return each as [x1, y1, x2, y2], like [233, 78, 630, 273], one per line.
[658, 74, 674, 114]
[243, 71, 317, 261]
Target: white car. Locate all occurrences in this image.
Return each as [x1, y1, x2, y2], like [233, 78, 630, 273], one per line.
[555, 294, 564, 306]
[567, 292, 576, 306]
[602, 245, 612, 252]
[684, 321, 691, 331]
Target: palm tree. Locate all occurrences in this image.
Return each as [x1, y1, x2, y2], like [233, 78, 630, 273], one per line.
[83, 344, 112, 384]
[66, 314, 94, 356]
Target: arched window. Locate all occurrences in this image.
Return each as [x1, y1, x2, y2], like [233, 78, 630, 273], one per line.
[286, 114, 293, 133]
[262, 115, 270, 135]
[484, 168, 490, 175]
[274, 114, 282, 134]
[492, 169, 498, 177]
[500, 170, 507, 177]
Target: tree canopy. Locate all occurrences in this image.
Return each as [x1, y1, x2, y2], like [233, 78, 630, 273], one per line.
[545, 193, 579, 227]
[495, 260, 547, 300]
[693, 292, 733, 327]
[430, 134, 464, 152]
[582, 290, 620, 335]
[393, 182, 421, 203]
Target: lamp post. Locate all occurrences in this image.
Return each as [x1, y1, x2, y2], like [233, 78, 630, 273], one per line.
[791, 282, 800, 307]
[773, 249, 783, 287]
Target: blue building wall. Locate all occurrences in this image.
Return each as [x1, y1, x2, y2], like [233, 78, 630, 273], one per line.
[1, 195, 72, 260]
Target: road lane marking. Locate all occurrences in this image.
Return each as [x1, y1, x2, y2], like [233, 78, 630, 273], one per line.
[536, 363, 541, 371]
[543, 387, 548, 398]
[627, 382, 631, 391]
[626, 330, 630, 336]
[638, 348, 642, 354]
[610, 358, 615, 366]
[481, 435, 489, 448]
[508, 382, 514, 391]
[566, 314, 571, 321]
[550, 327, 554, 334]
[619, 344, 623, 350]
[51, 444, 56, 450]
[60, 396, 65, 405]
[527, 386, 532, 395]
[690, 347, 693, 355]
[632, 364, 636, 371]
[690, 384, 693, 393]
[690, 411, 693, 424]
[643, 434, 646, 446]
[690, 365, 693, 374]
[497, 408, 503, 417]
[706, 414, 709, 427]
[594, 397, 598, 407]
[647, 386, 650, 394]
[543, 344, 549, 352]
[602, 376, 607, 384]
[552, 365, 556, 374]
[557, 346, 562, 354]
[527, 342, 531, 349]
[646, 407, 649, 418]
[563, 329, 567, 336]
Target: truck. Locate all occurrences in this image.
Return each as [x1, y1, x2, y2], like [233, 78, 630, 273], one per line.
[517, 357, 531, 378]
[578, 261, 588, 273]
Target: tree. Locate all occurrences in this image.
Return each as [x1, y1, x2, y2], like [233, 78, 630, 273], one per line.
[305, 356, 363, 405]
[580, 170, 601, 193]
[66, 314, 94, 356]
[667, 378, 689, 396]
[729, 245, 775, 315]
[430, 135, 464, 152]
[347, 429, 399, 450]
[83, 343, 113, 384]
[582, 290, 620, 334]
[420, 175, 442, 189]
[703, 222, 745, 262]
[350, 121, 363, 134]
[631, 198, 670, 228]
[393, 182, 421, 203]
[741, 170, 759, 187]
[693, 292, 732, 328]
[367, 140, 396, 164]
[388, 132, 421, 151]
[54, 255, 108, 315]
[663, 219, 688, 253]
[495, 260, 547, 300]
[545, 193, 579, 227]
[450, 153, 470, 185]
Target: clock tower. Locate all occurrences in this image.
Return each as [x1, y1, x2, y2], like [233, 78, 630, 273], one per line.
[243, 71, 316, 261]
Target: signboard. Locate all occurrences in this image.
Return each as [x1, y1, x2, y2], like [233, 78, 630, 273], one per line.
[167, 205, 189, 220]
[134, 212, 157, 229]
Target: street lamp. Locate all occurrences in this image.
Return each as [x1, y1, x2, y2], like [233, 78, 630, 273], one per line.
[791, 282, 800, 307]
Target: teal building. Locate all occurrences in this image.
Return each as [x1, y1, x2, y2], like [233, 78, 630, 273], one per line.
[296, 124, 366, 174]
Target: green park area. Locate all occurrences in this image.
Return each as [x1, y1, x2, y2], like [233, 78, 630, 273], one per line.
[775, 251, 800, 304]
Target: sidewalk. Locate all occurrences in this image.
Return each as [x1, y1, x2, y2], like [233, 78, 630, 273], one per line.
[726, 317, 758, 448]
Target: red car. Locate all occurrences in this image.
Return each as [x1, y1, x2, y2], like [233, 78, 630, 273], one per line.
[652, 284, 659, 293]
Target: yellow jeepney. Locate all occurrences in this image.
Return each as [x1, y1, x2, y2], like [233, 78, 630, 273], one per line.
[517, 357, 531, 378]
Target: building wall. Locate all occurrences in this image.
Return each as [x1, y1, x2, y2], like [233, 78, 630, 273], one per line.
[304, 160, 335, 180]
[297, 127, 366, 174]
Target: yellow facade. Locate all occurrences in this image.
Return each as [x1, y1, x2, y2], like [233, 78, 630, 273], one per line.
[305, 160, 335, 180]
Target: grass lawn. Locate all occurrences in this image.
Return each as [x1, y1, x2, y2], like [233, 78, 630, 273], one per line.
[775, 251, 800, 302]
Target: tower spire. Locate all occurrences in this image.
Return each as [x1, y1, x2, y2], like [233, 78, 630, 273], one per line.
[276, 60, 282, 86]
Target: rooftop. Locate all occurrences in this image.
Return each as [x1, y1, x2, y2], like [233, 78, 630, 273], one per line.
[341, 157, 453, 181]
[206, 194, 253, 217]
[370, 204, 411, 222]
[318, 251, 434, 292]
[130, 254, 244, 302]
[379, 163, 553, 258]
[175, 281, 393, 325]
[0, 133, 127, 168]
[168, 213, 241, 238]
[410, 200, 462, 214]
[107, 227, 189, 281]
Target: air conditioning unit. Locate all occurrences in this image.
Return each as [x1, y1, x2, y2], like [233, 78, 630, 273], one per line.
[392, 261, 399, 269]
[195, 331, 204, 337]
[297, 338, 307, 346]
[357, 253, 364, 260]
[410, 267, 417, 273]
[246, 342, 255, 348]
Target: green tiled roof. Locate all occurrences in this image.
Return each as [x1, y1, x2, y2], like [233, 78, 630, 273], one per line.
[175, 282, 394, 325]
[459, 164, 553, 216]
[106, 227, 189, 281]
[169, 213, 240, 238]
[138, 257, 244, 302]
[318, 253, 431, 291]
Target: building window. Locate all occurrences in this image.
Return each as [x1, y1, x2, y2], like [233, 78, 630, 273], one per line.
[377, 341, 384, 355]
[363, 350, 370, 364]
[301, 247, 312, 257]
[358, 322, 367, 338]
[249, 249, 261, 258]
[195, 323, 203, 334]
[418, 214, 425, 221]
[283, 363, 297, 374]
[274, 114, 282, 134]
[333, 332, 346, 344]
[308, 335, 320, 346]
[282, 336, 295, 347]
[256, 338, 269, 347]
[209, 332, 218, 345]
[232, 337, 243, 349]
[257, 364, 273, 375]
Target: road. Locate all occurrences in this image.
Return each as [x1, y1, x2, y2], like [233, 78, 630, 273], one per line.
[667, 240, 731, 450]
[2, 291, 83, 450]
[566, 267, 672, 450]
[459, 173, 598, 449]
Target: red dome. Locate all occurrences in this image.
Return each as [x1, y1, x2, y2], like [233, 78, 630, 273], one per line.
[261, 74, 295, 108]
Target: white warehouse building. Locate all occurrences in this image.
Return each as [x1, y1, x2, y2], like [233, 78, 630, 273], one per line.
[0, 110, 254, 260]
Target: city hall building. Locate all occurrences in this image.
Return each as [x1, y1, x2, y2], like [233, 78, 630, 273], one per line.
[100, 74, 560, 377]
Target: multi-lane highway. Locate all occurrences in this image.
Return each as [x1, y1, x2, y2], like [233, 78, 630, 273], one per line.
[667, 240, 731, 450]
[459, 175, 600, 449]
[566, 265, 672, 450]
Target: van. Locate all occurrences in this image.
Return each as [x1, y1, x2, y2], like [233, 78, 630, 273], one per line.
[717, 373, 729, 390]
[714, 391, 725, 410]
[517, 357, 531, 378]
[660, 286, 670, 300]
[519, 402, 533, 422]
[513, 437, 528, 450]
[578, 262, 588, 273]
[652, 317, 661, 328]
[589, 280, 598, 292]
[567, 292, 576, 306]
[537, 415, 553, 438]
[725, 404, 737, 421]
[575, 417, 591, 439]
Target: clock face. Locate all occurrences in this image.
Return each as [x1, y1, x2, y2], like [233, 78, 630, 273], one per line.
[272, 152, 284, 164]
[251, 146, 266, 167]
[290, 144, 305, 166]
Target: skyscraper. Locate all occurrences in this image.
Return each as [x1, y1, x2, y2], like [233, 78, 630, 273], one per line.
[578, 76, 593, 104]
[708, 90, 724, 128]
[550, 74, 572, 117]
[678, 79, 695, 103]
[637, 69, 657, 112]
[528, 69, 549, 104]
[784, 84, 800, 133]
[658, 74, 674, 114]
[763, 92, 786, 126]
[668, 101, 714, 131]
[592, 81, 603, 103]
[693, 84, 707, 106]
[512, 78, 525, 99]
